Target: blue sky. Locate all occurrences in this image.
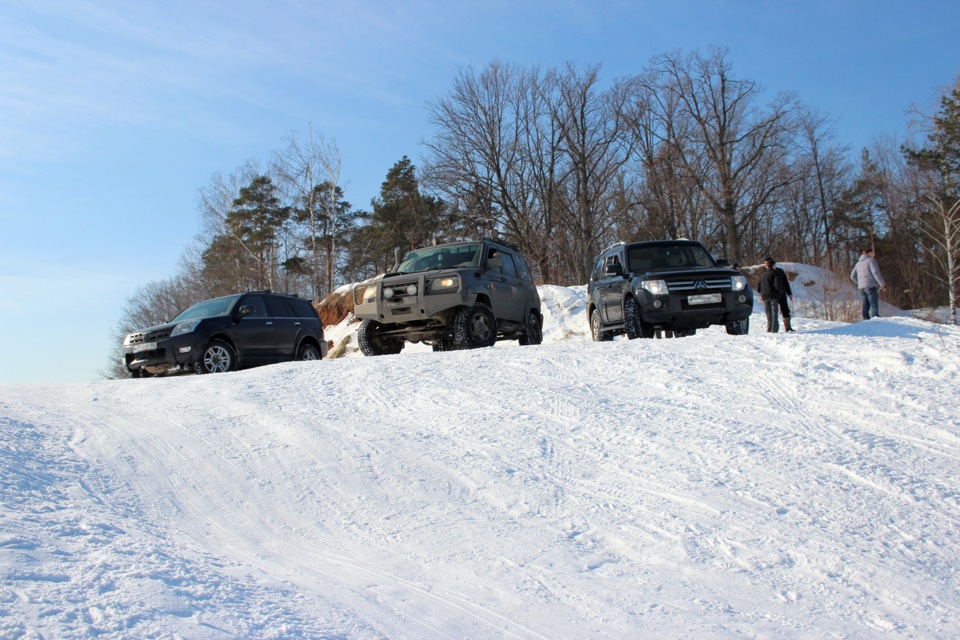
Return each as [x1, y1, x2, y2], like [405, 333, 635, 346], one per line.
[1, 0, 957, 385]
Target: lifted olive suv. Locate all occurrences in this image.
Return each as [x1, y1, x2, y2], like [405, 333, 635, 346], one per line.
[121, 291, 328, 377]
[352, 239, 543, 355]
[587, 240, 753, 340]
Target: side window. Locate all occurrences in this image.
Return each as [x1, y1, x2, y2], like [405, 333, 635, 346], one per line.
[287, 297, 318, 319]
[591, 256, 605, 282]
[500, 252, 519, 278]
[265, 296, 290, 318]
[515, 254, 534, 283]
[485, 247, 502, 273]
[239, 295, 268, 318]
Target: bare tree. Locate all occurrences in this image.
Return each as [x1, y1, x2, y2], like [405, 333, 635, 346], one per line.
[275, 127, 345, 299]
[648, 47, 799, 263]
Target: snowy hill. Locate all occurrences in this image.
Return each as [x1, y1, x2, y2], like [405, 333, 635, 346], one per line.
[3, 269, 960, 639]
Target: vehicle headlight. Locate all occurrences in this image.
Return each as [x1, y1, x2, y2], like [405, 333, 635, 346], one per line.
[354, 284, 378, 305]
[428, 275, 459, 294]
[731, 274, 748, 291]
[171, 320, 201, 337]
[640, 279, 669, 295]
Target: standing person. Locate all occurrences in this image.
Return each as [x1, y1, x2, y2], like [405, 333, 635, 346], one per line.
[773, 260, 795, 332]
[757, 257, 785, 333]
[850, 248, 886, 319]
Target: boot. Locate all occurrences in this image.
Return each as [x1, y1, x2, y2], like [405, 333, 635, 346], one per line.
[784, 317, 794, 332]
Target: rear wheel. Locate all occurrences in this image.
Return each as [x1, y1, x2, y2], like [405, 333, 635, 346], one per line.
[358, 319, 404, 356]
[519, 310, 543, 346]
[454, 303, 497, 349]
[195, 339, 237, 374]
[297, 342, 322, 361]
[590, 309, 612, 342]
[432, 338, 457, 352]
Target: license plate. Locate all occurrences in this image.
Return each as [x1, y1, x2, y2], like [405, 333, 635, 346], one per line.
[132, 341, 157, 353]
[688, 293, 721, 305]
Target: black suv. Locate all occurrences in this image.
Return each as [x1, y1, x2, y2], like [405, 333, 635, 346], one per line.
[587, 240, 753, 340]
[120, 291, 328, 377]
[352, 238, 543, 354]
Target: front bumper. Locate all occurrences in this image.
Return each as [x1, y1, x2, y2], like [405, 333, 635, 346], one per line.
[638, 290, 753, 329]
[354, 274, 469, 324]
[121, 334, 198, 375]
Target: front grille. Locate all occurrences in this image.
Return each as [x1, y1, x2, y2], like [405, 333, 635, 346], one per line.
[126, 328, 173, 345]
[667, 277, 731, 293]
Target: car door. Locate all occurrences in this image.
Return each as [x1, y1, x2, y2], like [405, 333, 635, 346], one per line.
[480, 245, 517, 320]
[265, 295, 300, 360]
[233, 295, 278, 363]
[599, 252, 625, 323]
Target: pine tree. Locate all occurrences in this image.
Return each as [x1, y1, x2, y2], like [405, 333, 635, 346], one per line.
[223, 175, 291, 290]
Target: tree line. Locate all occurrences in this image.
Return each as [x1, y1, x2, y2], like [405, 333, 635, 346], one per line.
[107, 47, 960, 375]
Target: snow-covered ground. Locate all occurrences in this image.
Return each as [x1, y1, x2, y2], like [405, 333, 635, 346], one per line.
[3, 266, 960, 639]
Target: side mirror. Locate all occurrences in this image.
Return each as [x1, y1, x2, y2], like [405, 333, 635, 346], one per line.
[486, 256, 504, 270]
[238, 305, 254, 318]
[716, 258, 730, 267]
[604, 263, 624, 277]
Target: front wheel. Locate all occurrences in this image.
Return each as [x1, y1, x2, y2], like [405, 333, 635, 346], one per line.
[725, 317, 750, 336]
[519, 310, 543, 346]
[358, 319, 404, 356]
[624, 296, 655, 339]
[195, 339, 237, 374]
[454, 303, 497, 349]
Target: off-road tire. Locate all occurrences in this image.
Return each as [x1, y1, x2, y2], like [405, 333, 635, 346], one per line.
[453, 303, 497, 349]
[519, 310, 543, 346]
[590, 308, 612, 342]
[432, 339, 457, 352]
[195, 339, 237, 374]
[624, 296, 655, 339]
[725, 317, 750, 336]
[358, 319, 404, 356]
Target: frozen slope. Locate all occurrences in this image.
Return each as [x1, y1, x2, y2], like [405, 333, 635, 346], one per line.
[2, 301, 960, 638]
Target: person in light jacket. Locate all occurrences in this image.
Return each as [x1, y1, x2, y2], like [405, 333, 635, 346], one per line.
[850, 248, 886, 320]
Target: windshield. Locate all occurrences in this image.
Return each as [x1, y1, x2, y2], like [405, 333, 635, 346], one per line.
[396, 243, 482, 273]
[172, 295, 242, 322]
[626, 244, 716, 272]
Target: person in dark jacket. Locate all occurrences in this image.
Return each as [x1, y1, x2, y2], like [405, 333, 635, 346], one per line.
[773, 260, 794, 332]
[757, 257, 785, 333]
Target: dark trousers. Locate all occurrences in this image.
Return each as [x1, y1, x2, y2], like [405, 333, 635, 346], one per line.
[860, 287, 880, 319]
[778, 296, 791, 319]
[763, 298, 780, 332]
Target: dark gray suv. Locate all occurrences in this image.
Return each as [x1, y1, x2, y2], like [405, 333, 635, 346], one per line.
[587, 240, 753, 340]
[352, 239, 543, 355]
[120, 291, 328, 377]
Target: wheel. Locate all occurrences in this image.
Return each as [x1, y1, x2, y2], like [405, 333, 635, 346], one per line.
[195, 339, 237, 374]
[453, 303, 497, 349]
[358, 319, 404, 356]
[590, 308, 612, 342]
[624, 296, 655, 339]
[725, 317, 750, 336]
[519, 310, 543, 346]
[432, 338, 457, 352]
[297, 342, 322, 361]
